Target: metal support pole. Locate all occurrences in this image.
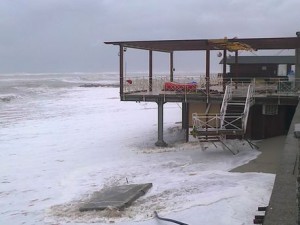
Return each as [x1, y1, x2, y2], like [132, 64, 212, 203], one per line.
[170, 52, 174, 82]
[185, 103, 189, 142]
[149, 50, 153, 91]
[119, 45, 124, 100]
[234, 50, 239, 89]
[223, 49, 227, 92]
[182, 102, 190, 142]
[155, 98, 167, 147]
[235, 50, 239, 77]
[182, 102, 186, 130]
[206, 49, 210, 103]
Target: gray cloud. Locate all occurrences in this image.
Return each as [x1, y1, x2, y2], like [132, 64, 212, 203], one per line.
[0, 0, 299, 73]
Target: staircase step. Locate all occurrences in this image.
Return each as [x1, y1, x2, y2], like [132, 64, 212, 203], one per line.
[227, 102, 245, 105]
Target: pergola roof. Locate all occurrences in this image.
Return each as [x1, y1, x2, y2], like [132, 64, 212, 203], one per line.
[105, 37, 300, 52]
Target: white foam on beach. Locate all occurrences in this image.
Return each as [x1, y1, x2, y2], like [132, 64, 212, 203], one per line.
[0, 84, 275, 225]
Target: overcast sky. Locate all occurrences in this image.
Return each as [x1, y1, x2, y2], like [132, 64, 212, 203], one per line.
[0, 0, 299, 74]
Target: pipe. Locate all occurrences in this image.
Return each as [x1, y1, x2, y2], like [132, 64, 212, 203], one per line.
[154, 211, 188, 225]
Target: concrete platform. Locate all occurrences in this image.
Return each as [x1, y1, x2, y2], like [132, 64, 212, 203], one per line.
[79, 183, 152, 212]
[230, 135, 286, 174]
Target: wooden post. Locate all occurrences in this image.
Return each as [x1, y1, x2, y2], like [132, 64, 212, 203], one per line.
[149, 50, 153, 91]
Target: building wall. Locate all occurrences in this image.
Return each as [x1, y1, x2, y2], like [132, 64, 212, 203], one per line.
[188, 102, 296, 140]
[228, 64, 278, 78]
[246, 105, 296, 139]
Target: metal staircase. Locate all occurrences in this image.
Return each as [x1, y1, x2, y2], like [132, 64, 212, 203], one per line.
[191, 83, 254, 142]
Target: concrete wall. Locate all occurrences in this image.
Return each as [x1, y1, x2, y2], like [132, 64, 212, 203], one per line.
[263, 102, 300, 225]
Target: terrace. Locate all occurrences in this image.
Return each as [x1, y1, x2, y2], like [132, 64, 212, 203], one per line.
[122, 75, 300, 103]
[105, 35, 300, 145]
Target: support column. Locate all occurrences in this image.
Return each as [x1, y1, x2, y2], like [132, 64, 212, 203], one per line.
[296, 32, 300, 89]
[206, 49, 210, 103]
[155, 98, 167, 147]
[223, 49, 227, 92]
[182, 102, 190, 142]
[149, 50, 153, 91]
[119, 45, 124, 100]
[234, 50, 239, 89]
[235, 50, 239, 77]
[182, 102, 186, 129]
[170, 52, 174, 82]
[185, 103, 190, 142]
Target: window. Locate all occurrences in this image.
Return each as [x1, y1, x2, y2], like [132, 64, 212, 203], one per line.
[262, 105, 278, 115]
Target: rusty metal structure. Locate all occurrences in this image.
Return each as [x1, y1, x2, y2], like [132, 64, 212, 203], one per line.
[105, 34, 300, 146]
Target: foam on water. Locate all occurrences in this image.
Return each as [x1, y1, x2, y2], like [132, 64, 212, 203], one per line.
[0, 73, 119, 127]
[0, 72, 274, 225]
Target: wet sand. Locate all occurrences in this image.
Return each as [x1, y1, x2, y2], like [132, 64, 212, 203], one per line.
[231, 135, 286, 174]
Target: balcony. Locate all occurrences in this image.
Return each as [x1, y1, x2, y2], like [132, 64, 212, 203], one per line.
[120, 74, 300, 103]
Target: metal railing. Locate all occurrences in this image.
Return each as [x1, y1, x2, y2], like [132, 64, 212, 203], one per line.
[123, 74, 222, 94]
[192, 113, 244, 131]
[192, 83, 253, 136]
[220, 84, 233, 128]
[122, 75, 300, 97]
[242, 84, 254, 133]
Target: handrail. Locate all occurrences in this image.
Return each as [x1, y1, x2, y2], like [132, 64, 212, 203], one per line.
[192, 83, 253, 136]
[242, 84, 254, 133]
[123, 76, 300, 97]
[192, 113, 243, 132]
[220, 84, 232, 128]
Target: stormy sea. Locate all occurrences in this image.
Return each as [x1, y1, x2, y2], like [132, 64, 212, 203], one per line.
[0, 73, 274, 225]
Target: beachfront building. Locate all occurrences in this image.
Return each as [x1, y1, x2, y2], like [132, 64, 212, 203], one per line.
[220, 55, 296, 79]
[105, 33, 300, 146]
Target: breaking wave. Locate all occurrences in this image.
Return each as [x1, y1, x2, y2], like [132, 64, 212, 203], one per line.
[0, 73, 119, 101]
[0, 94, 22, 103]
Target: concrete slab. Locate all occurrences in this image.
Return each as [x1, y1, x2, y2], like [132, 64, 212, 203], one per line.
[294, 123, 300, 138]
[79, 183, 152, 212]
[230, 135, 286, 174]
